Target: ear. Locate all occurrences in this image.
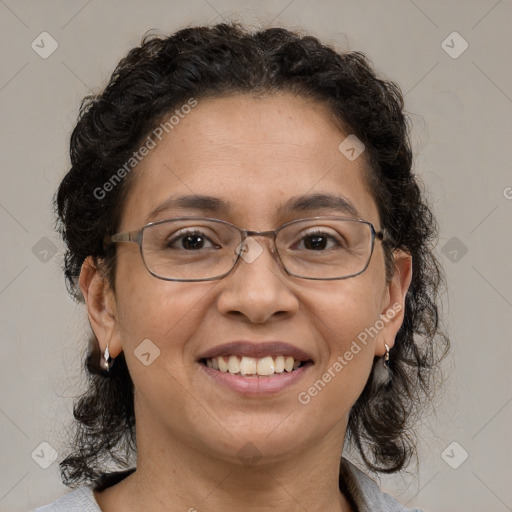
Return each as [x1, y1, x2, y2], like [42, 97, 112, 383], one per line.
[79, 256, 123, 359]
[375, 249, 412, 357]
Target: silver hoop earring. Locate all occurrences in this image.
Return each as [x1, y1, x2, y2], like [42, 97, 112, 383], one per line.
[384, 342, 390, 368]
[101, 342, 114, 372]
[373, 343, 392, 388]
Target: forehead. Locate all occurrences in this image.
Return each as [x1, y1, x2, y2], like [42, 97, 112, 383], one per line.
[120, 93, 379, 229]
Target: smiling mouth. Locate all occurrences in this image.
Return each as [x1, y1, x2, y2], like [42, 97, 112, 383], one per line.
[199, 355, 312, 377]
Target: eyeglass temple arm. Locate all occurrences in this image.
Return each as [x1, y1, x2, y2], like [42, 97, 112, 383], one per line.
[378, 228, 400, 249]
[104, 230, 142, 248]
[110, 233, 132, 243]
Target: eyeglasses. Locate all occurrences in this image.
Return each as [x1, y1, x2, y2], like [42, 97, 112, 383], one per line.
[105, 216, 386, 281]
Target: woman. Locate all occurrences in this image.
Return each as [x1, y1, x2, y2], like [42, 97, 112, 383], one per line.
[33, 22, 448, 512]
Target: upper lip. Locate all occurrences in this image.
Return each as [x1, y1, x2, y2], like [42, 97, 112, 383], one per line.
[197, 341, 314, 362]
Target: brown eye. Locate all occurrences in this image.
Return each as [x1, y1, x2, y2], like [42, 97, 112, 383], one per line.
[167, 230, 219, 250]
[303, 234, 329, 250]
[292, 229, 345, 251]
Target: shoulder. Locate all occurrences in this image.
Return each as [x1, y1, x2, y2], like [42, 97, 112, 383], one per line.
[340, 457, 425, 512]
[30, 486, 100, 512]
[30, 468, 135, 511]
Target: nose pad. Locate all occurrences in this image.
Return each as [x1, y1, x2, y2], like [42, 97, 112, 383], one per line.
[235, 237, 265, 264]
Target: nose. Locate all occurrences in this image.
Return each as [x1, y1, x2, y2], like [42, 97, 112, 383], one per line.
[216, 237, 299, 324]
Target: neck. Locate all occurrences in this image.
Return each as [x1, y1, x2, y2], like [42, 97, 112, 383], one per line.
[95, 409, 353, 512]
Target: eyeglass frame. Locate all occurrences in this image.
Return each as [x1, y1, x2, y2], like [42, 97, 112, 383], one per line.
[104, 216, 388, 282]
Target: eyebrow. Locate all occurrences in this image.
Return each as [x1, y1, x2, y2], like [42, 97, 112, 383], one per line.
[145, 194, 230, 223]
[145, 192, 361, 223]
[280, 193, 361, 219]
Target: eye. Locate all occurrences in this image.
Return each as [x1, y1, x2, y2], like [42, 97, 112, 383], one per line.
[293, 228, 347, 251]
[167, 229, 220, 250]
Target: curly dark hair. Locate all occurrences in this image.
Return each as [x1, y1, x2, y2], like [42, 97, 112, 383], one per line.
[56, 22, 449, 487]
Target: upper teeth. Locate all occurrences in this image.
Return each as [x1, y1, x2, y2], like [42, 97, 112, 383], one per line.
[205, 355, 301, 376]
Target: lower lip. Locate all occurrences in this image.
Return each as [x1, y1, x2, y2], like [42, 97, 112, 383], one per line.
[198, 361, 313, 397]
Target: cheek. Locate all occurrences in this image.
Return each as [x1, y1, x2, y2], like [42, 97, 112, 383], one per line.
[307, 271, 384, 346]
[114, 277, 216, 415]
[300, 276, 383, 401]
[114, 260, 214, 358]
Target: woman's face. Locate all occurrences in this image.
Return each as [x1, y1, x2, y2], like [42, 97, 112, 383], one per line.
[93, 93, 410, 464]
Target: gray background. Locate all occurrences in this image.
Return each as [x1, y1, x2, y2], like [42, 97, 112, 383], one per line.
[1, 1, 511, 511]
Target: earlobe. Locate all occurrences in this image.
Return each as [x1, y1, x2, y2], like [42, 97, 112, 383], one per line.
[375, 249, 412, 357]
[79, 256, 123, 359]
